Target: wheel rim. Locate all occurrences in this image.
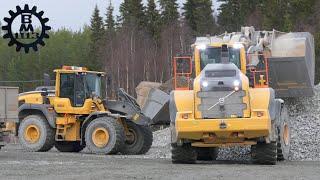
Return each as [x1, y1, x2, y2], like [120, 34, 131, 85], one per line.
[92, 128, 109, 148]
[24, 125, 40, 143]
[126, 128, 137, 146]
[283, 124, 289, 146]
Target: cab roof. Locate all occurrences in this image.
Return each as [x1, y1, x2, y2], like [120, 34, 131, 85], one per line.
[54, 66, 105, 75]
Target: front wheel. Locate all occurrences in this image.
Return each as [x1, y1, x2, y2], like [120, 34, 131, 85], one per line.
[251, 142, 277, 165]
[18, 115, 55, 152]
[277, 107, 290, 161]
[85, 117, 125, 154]
[196, 147, 218, 161]
[171, 143, 197, 164]
[121, 121, 153, 155]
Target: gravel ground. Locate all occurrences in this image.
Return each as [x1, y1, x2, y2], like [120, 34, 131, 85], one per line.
[285, 85, 320, 161]
[149, 85, 320, 161]
[0, 144, 319, 180]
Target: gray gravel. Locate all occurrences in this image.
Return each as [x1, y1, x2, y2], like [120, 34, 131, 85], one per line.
[285, 85, 320, 161]
[1, 144, 320, 180]
[150, 85, 320, 161]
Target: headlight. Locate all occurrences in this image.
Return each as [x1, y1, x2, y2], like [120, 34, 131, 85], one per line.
[202, 81, 209, 88]
[197, 44, 207, 50]
[233, 80, 240, 87]
[233, 80, 240, 91]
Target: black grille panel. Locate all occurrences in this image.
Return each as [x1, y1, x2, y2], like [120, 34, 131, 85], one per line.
[205, 70, 236, 77]
[197, 90, 246, 119]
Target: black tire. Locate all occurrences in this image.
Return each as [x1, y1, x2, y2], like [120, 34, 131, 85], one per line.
[171, 143, 197, 164]
[196, 147, 218, 161]
[55, 141, 85, 152]
[277, 107, 290, 161]
[18, 115, 55, 152]
[121, 121, 153, 155]
[85, 117, 125, 155]
[251, 142, 277, 165]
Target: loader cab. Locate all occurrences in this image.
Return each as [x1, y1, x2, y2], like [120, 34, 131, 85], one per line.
[194, 43, 247, 77]
[172, 44, 247, 90]
[53, 66, 105, 114]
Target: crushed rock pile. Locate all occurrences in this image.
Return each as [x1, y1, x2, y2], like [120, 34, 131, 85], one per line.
[149, 85, 320, 161]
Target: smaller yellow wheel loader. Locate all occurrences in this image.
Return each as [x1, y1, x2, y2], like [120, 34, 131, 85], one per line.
[17, 66, 153, 155]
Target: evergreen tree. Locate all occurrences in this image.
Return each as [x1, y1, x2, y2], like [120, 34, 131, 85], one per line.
[89, 5, 104, 70]
[90, 5, 104, 41]
[261, 0, 291, 31]
[217, 0, 262, 32]
[119, 0, 145, 28]
[146, 0, 161, 40]
[159, 0, 179, 26]
[105, 1, 115, 32]
[183, 0, 217, 36]
[218, 0, 244, 32]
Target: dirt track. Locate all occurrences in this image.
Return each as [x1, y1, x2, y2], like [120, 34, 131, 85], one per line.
[0, 144, 319, 180]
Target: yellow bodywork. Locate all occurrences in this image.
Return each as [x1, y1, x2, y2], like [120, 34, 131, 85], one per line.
[19, 92, 43, 104]
[173, 87, 272, 147]
[172, 43, 273, 147]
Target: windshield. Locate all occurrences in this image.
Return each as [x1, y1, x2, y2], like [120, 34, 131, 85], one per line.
[200, 47, 241, 70]
[85, 73, 102, 98]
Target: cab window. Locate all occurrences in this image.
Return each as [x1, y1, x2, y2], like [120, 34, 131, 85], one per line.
[60, 73, 86, 107]
[200, 47, 240, 70]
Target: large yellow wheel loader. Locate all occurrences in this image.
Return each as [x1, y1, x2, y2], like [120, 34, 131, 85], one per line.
[17, 66, 153, 155]
[169, 27, 314, 164]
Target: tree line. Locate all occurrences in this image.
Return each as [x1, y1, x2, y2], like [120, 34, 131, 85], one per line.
[0, 0, 319, 96]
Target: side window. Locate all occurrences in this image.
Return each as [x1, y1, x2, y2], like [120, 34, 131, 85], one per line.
[60, 74, 75, 105]
[60, 73, 86, 107]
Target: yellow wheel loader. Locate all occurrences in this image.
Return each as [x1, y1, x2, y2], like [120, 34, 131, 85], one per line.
[17, 66, 153, 155]
[170, 27, 314, 164]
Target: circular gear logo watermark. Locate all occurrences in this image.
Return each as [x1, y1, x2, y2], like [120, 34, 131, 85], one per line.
[1, 4, 51, 53]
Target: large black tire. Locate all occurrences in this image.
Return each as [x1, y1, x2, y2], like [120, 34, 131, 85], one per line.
[55, 141, 85, 152]
[121, 121, 153, 155]
[18, 115, 55, 152]
[196, 147, 218, 161]
[277, 107, 290, 161]
[251, 142, 277, 165]
[171, 143, 197, 164]
[85, 117, 125, 155]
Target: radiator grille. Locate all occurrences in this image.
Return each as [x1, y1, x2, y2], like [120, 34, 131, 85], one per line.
[197, 90, 247, 119]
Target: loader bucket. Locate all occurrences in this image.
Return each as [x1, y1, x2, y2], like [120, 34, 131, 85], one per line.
[268, 32, 315, 97]
[141, 88, 170, 125]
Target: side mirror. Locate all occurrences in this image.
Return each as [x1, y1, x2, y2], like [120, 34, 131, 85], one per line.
[41, 88, 48, 96]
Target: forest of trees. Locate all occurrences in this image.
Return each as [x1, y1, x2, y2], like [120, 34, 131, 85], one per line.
[0, 0, 319, 96]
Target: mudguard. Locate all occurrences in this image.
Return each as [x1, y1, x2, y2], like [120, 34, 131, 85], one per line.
[18, 103, 57, 128]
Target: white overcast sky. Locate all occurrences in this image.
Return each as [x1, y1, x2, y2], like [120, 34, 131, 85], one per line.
[0, 0, 220, 31]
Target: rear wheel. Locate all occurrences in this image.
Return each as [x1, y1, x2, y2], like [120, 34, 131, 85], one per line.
[196, 147, 218, 161]
[171, 143, 197, 164]
[121, 121, 153, 155]
[55, 141, 85, 152]
[251, 141, 277, 165]
[18, 115, 55, 152]
[85, 117, 125, 154]
[277, 107, 290, 161]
